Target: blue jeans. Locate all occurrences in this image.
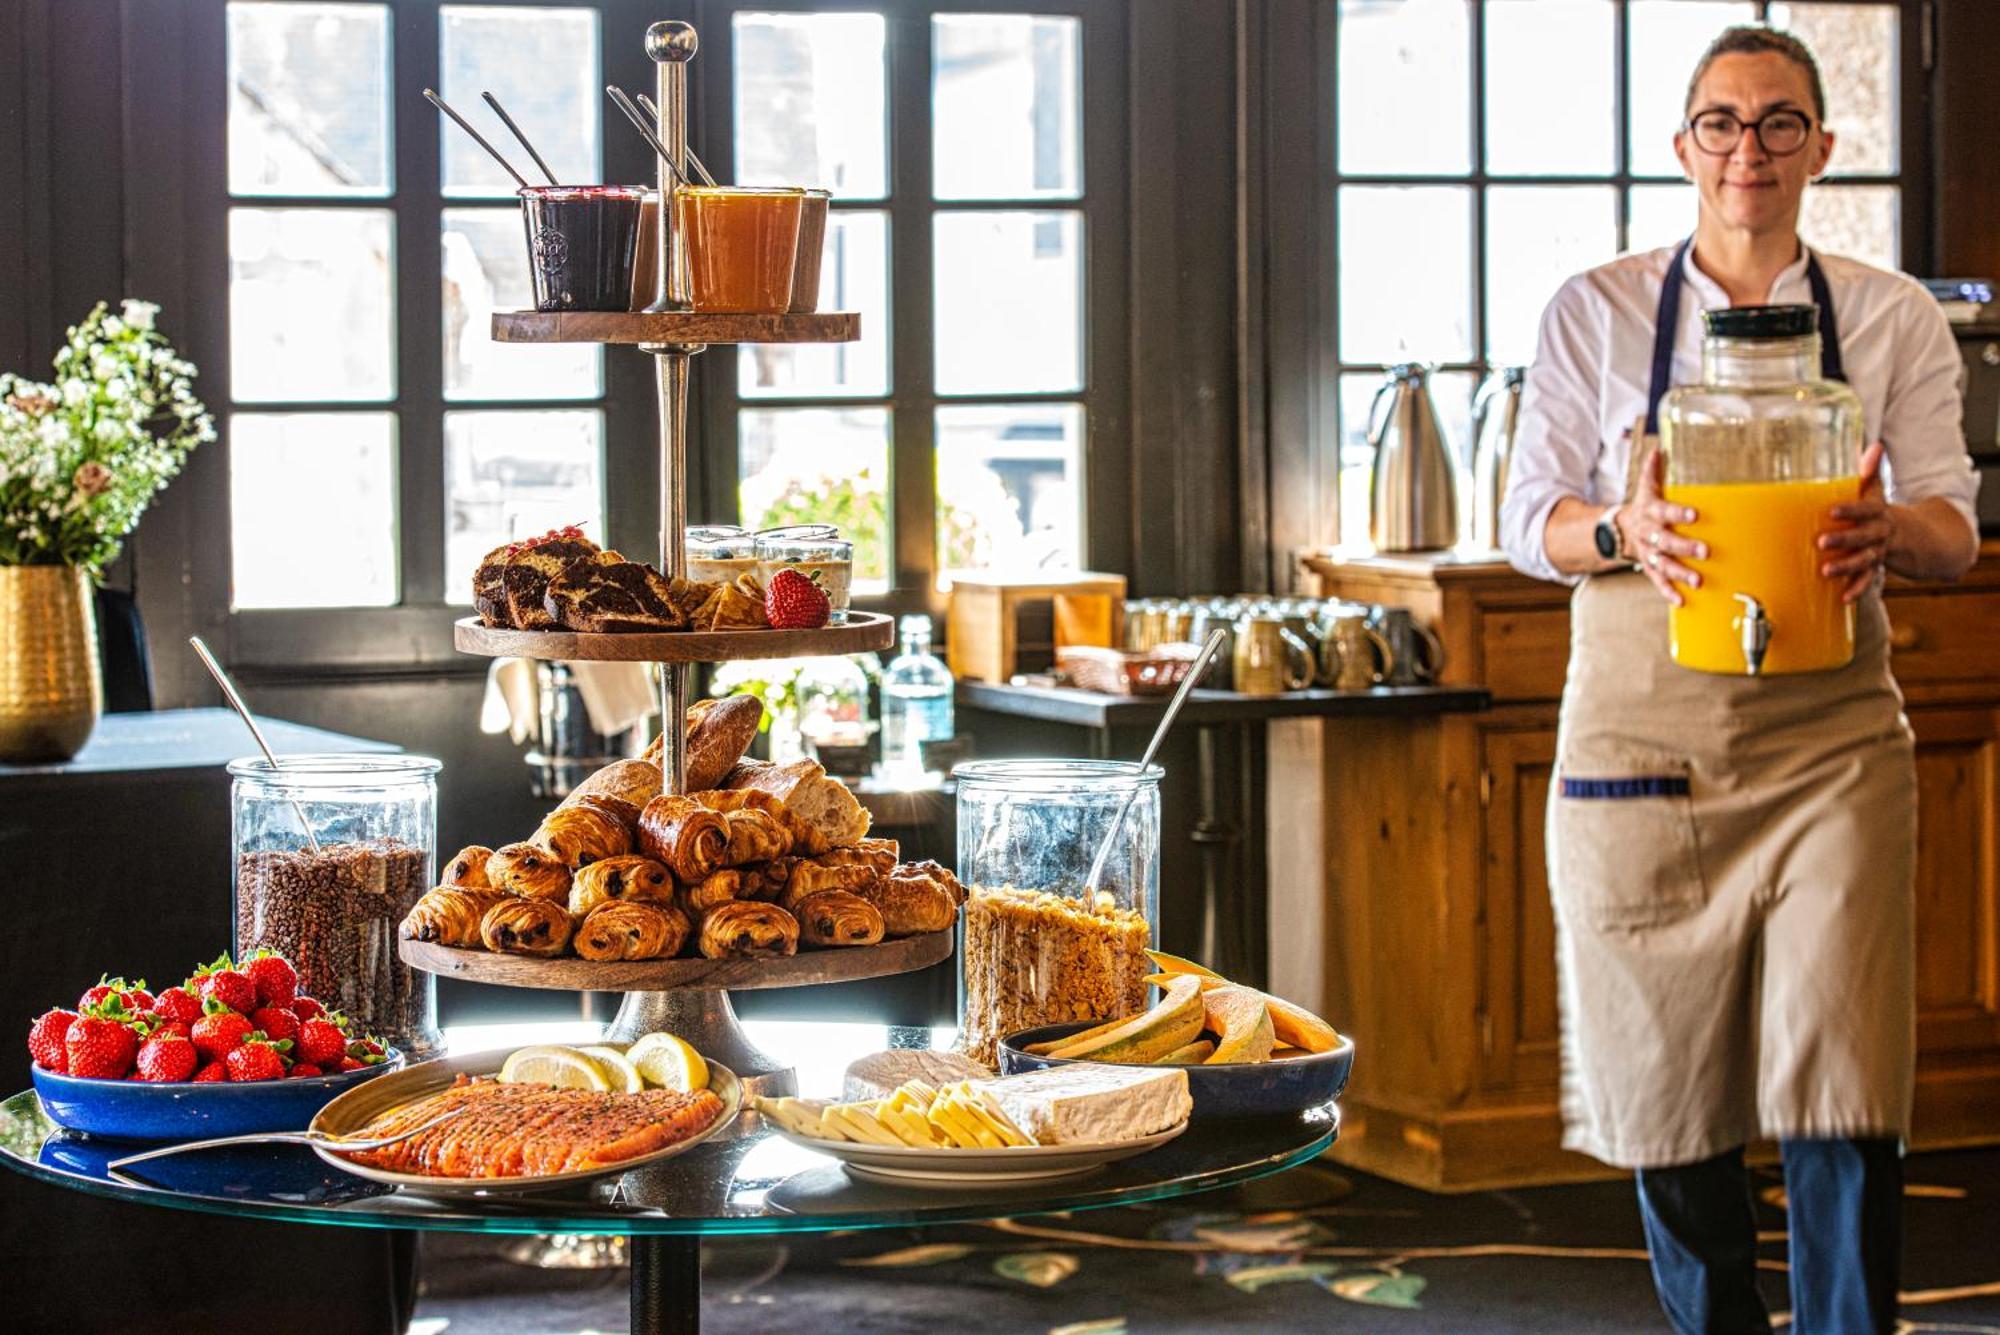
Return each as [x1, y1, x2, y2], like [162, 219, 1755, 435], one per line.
[1635, 1139, 1902, 1334]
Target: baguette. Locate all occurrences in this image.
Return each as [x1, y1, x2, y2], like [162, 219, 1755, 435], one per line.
[643, 695, 763, 793]
[722, 757, 869, 855]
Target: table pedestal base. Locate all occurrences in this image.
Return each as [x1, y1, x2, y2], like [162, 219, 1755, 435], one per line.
[604, 988, 798, 1099]
[631, 1234, 701, 1335]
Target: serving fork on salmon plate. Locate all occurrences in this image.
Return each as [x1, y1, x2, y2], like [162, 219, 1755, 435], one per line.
[106, 1107, 466, 1175]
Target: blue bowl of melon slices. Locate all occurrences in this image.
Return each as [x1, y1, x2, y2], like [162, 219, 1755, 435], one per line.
[999, 964, 1353, 1121]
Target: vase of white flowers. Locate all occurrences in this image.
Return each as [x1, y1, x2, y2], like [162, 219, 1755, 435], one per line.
[0, 299, 213, 761]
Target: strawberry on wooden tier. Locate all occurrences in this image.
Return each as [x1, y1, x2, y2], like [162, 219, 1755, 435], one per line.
[28, 1008, 77, 1073]
[191, 1004, 254, 1063]
[151, 986, 204, 1028]
[241, 950, 298, 1008]
[189, 954, 258, 1016]
[224, 1037, 289, 1083]
[65, 1009, 139, 1079]
[764, 567, 831, 630]
[135, 1032, 199, 1083]
[192, 1063, 227, 1083]
[293, 1017, 348, 1068]
[251, 1006, 300, 1045]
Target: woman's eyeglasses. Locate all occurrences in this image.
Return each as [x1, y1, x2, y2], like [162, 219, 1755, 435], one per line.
[1683, 109, 1814, 156]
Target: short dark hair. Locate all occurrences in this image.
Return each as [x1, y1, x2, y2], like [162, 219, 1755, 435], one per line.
[1684, 25, 1827, 122]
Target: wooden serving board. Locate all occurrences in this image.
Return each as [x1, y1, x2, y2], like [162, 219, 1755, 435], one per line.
[491, 310, 861, 346]
[399, 928, 953, 992]
[453, 611, 895, 662]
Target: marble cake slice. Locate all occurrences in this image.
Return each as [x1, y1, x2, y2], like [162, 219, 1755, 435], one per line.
[544, 559, 689, 633]
[502, 537, 605, 631]
[472, 542, 516, 627]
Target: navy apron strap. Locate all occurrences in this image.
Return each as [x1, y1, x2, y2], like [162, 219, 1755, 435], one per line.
[1805, 252, 1844, 382]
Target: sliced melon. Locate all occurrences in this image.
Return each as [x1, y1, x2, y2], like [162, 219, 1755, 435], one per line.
[1156, 1037, 1216, 1064]
[1022, 1011, 1134, 1055]
[1203, 986, 1277, 1064]
[1264, 996, 1340, 1053]
[1144, 949, 1223, 980]
[1044, 974, 1207, 1063]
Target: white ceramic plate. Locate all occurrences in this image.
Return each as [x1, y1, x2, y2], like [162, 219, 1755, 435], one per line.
[307, 1049, 740, 1197]
[765, 1119, 1188, 1186]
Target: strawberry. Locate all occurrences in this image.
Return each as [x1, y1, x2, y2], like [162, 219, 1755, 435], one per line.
[224, 1037, 287, 1083]
[151, 986, 203, 1028]
[192, 1062, 227, 1083]
[134, 1032, 198, 1083]
[124, 987, 155, 1013]
[291, 996, 326, 1023]
[146, 1018, 193, 1041]
[332, 1056, 366, 1074]
[240, 951, 297, 1009]
[191, 1002, 253, 1063]
[764, 567, 831, 629]
[28, 1008, 77, 1073]
[293, 1017, 348, 1068]
[288, 1063, 324, 1079]
[65, 1011, 139, 1079]
[251, 1006, 299, 1045]
[77, 975, 147, 1013]
[193, 966, 256, 1016]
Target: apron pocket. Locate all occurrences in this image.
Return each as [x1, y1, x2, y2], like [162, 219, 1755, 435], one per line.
[1552, 747, 1706, 931]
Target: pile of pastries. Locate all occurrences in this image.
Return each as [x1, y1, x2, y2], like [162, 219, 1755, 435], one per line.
[472, 526, 768, 634]
[400, 700, 964, 964]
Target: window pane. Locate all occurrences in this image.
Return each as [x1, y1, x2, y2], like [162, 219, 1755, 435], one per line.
[936, 403, 1083, 588]
[1338, 187, 1473, 364]
[734, 12, 888, 200]
[1338, 0, 1470, 175]
[1484, 0, 1614, 176]
[1485, 186, 1619, 366]
[1628, 1, 1757, 177]
[440, 6, 600, 198]
[1768, 3, 1898, 175]
[443, 209, 601, 400]
[933, 14, 1081, 201]
[1628, 182, 1697, 252]
[445, 410, 604, 602]
[739, 210, 889, 399]
[1337, 370, 1476, 543]
[739, 408, 891, 590]
[231, 412, 397, 608]
[1801, 185, 1898, 270]
[229, 207, 395, 402]
[935, 211, 1083, 395]
[228, 2, 391, 197]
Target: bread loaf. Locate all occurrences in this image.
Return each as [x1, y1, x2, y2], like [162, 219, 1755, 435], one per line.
[561, 760, 663, 821]
[722, 757, 869, 855]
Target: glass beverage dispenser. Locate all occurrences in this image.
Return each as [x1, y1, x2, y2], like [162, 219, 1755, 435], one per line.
[1659, 304, 1865, 676]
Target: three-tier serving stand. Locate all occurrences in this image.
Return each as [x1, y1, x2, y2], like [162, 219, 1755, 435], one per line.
[399, 20, 950, 1105]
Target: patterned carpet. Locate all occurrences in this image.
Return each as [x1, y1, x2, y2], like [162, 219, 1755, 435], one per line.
[412, 1146, 2000, 1333]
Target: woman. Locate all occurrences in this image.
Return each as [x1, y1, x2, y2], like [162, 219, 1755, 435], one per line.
[1500, 25, 1979, 1335]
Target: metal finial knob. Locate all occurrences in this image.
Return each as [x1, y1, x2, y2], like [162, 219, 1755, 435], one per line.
[646, 21, 698, 62]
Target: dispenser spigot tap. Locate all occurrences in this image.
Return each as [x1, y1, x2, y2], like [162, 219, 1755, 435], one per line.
[1733, 593, 1771, 676]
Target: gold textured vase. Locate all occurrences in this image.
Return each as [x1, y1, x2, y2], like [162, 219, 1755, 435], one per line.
[0, 565, 102, 763]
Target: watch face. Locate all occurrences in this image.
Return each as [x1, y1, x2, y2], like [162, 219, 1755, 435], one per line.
[1595, 519, 1618, 560]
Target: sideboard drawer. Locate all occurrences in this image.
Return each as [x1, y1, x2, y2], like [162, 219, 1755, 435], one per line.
[1885, 591, 2000, 685]
[1478, 607, 1572, 702]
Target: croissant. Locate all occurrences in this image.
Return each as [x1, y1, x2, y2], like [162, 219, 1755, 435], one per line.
[793, 890, 885, 948]
[898, 859, 967, 906]
[479, 897, 574, 957]
[734, 859, 794, 902]
[402, 886, 504, 947]
[440, 845, 495, 890]
[697, 901, 799, 959]
[637, 795, 729, 884]
[815, 837, 898, 877]
[777, 858, 877, 911]
[722, 808, 792, 865]
[568, 855, 675, 917]
[488, 841, 573, 902]
[533, 801, 633, 870]
[680, 869, 747, 918]
[854, 868, 957, 936]
[694, 788, 815, 852]
[574, 901, 688, 962]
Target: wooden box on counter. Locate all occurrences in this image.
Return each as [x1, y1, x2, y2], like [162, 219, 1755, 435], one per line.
[1273, 544, 2000, 1192]
[945, 572, 1126, 684]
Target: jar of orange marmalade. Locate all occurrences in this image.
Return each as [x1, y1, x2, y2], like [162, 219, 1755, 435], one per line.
[675, 186, 803, 313]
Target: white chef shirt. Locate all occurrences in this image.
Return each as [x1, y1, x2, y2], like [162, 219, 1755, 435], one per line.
[1500, 243, 1981, 585]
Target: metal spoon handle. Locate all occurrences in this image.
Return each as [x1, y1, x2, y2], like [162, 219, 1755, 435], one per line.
[1080, 628, 1227, 896]
[481, 91, 559, 185]
[606, 86, 690, 187]
[106, 1108, 464, 1173]
[189, 636, 321, 854]
[423, 88, 531, 190]
[637, 94, 717, 185]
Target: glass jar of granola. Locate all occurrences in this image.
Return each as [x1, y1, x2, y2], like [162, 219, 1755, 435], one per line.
[954, 759, 1162, 1066]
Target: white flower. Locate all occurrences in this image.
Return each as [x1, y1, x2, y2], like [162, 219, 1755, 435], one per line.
[104, 379, 129, 402]
[62, 379, 89, 408]
[102, 316, 125, 337]
[120, 299, 158, 332]
[92, 355, 117, 383]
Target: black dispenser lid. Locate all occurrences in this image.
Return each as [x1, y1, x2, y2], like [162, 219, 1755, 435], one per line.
[1702, 304, 1818, 339]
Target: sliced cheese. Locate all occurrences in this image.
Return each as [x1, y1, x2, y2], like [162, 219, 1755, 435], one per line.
[976, 1065, 1192, 1146]
[828, 1103, 905, 1147]
[842, 1050, 994, 1102]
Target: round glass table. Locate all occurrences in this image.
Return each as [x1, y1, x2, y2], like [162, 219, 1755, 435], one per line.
[0, 1023, 1336, 1335]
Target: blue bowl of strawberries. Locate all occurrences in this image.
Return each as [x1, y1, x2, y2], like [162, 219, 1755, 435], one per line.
[26, 950, 402, 1142]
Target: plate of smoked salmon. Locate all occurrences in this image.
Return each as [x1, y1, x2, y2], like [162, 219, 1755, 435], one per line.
[308, 1049, 740, 1194]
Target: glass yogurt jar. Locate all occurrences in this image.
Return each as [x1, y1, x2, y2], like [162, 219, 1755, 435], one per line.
[755, 525, 854, 623]
[685, 525, 759, 585]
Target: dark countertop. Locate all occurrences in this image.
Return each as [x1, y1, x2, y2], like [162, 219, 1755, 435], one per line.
[956, 680, 1490, 728]
[0, 707, 396, 779]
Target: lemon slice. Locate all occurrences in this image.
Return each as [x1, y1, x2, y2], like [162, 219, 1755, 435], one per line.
[577, 1045, 647, 1093]
[498, 1045, 611, 1091]
[626, 1032, 709, 1093]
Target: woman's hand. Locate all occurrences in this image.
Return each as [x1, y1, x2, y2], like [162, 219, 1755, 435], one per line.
[1616, 445, 1708, 607]
[1821, 441, 1893, 604]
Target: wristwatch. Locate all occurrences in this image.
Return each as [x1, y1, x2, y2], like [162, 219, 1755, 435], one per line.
[1593, 505, 1625, 562]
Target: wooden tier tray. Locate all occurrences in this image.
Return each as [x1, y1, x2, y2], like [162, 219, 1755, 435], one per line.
[454, 610, 894, 662]
[399, 928, 953, 992]
[492, 310, 860, 346]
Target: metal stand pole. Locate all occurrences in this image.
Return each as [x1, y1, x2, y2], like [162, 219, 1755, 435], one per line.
[630, 1234, 701, 1335]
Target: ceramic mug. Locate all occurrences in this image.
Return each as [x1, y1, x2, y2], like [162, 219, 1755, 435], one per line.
[1188, 606, 1238, 691]
[1234, 616, 1316, 695]
[1327, 614, 1396, 691]
[1372, 607, 1445, 685]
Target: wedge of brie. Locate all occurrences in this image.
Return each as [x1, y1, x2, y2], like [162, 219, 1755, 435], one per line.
[976, 1065, 1193, 1145]
[842, 1050, 994, 1102]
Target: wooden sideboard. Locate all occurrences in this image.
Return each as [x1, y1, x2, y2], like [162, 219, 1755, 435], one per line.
[1273, 544, 2000, 1192]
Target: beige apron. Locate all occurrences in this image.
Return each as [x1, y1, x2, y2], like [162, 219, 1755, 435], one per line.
[1549, 571, 1916, 1169]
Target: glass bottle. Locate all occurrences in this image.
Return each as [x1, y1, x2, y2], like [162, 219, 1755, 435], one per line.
[1659, 304, 1864, 676]
[879, 614, 954, 779]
